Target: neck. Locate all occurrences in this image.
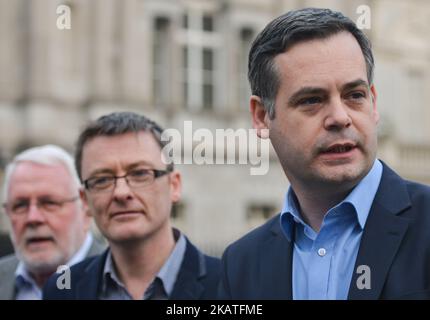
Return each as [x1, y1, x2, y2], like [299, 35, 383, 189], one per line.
[291, 182, 354, 232]
[109, 225, 175, 299]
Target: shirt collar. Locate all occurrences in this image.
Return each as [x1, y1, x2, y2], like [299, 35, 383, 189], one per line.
[102, 229, 187, 298]
[340, 159, 383, 229]
[15, 264, 40, 299]
[281, 159, 383, 240]
[157, 230, 186, 296]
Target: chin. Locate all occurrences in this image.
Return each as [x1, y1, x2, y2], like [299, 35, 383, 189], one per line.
[107, 227, 150, 243]
[21, 253, 65, 274]
[319, 165, 367, 185]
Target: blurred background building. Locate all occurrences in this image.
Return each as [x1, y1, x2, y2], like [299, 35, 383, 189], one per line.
[1, 0, 429, 256]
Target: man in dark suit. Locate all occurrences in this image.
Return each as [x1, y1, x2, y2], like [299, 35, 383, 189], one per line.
[43, 112, 220, 300]
[219, 8, 430, 300]
[0, 145, 105, 299]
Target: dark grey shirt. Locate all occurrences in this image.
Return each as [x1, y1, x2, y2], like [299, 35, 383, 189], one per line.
[99, 231, 186, 300]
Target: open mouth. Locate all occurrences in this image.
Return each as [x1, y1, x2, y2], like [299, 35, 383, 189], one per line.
[322, 143, 356, 154]
[26, 236, 54, 246]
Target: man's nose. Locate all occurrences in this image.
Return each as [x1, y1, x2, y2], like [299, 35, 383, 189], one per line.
[112, 177, 134, 202]
[26, 202, 46, 224]
[323, 98, 352, 131]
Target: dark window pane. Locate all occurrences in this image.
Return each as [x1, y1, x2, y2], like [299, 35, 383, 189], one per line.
[203, 83, 213, 109]
[153, 17, 170, 106]
[202, 48, 213, 71]
[182, 46, 188, 68]
[182, 13, 188, 29]
[183, 82, 188, 106]
[202, 14, 214, 32]
[182, 45, 189, 107]
[154, 16, 169, 31]
[240, 27, 254, 42]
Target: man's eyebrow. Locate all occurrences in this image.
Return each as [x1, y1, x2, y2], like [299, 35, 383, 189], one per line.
[86, 168, 114, 177]
[10, 197, 28, 202]
[288, 79, 370, 105]
[341, 79, 369, 91]
[125, 161, 155, 170]
[288, 87, 327, 105]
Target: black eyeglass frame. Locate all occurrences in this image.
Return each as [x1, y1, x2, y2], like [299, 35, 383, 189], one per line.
[83, 168, 172, 192]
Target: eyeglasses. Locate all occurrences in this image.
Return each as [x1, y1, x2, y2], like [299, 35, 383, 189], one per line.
[83, 168, 171, 193]
[3, 196, 79, 216]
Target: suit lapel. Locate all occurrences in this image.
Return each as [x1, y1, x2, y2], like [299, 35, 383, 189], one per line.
[170, 239, 204, 299]
[348, 164, 411, 299]
[75, 250, 107, 299]
[259, 217, 293, 299]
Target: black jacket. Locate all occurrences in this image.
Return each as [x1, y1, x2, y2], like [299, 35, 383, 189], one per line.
[43, 237, 220, 300]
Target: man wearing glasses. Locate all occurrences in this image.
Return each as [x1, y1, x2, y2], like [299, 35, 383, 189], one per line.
[43, 112, 220, 300]
[0, 145, 105, 299]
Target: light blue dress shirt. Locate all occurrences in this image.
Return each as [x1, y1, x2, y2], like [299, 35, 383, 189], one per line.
[280, 159, 383, 300]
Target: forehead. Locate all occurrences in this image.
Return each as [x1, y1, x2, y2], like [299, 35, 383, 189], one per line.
[81, 131, 164, 175]
[8, 162, 74, 200]
[274, 32, 368, 90]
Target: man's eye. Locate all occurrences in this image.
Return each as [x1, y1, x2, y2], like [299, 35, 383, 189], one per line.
[12, 201, 28, 210]
[129, 169, 151, 179]
[299, 97, 322, 106]
[349, 92, 366, 100]
[43, 200, 57, 205]
[40, 199, 60, 209]
[92, 176, 113, 186]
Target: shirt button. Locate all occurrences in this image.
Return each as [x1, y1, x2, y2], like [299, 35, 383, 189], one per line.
[317, 248, 327, 257]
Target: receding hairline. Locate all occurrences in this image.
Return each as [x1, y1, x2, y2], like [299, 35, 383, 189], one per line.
[4, 160, 79, 201]
[2, 145, 81, 203]
[79, 130, 170, 180]
[273, 30, 369, 75]
[80, 130, 164, 154]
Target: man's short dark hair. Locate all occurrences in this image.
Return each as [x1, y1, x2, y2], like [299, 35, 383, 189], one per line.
[75, 112, 173, 181]
[248, 7, 374, 119]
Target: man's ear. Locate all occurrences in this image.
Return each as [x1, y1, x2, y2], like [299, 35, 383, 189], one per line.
[78, 187, 92, 233]
[250, 95, 270, 139]
[79, 188, 92, 218]
[169, 171, 182, 203]
[370, 84, 379, 124]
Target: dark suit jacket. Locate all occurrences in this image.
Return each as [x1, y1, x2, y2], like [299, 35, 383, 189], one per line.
[43, 237, 221, 300]
[0, 237, 105, 300]
[219, 163, 430, 300]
